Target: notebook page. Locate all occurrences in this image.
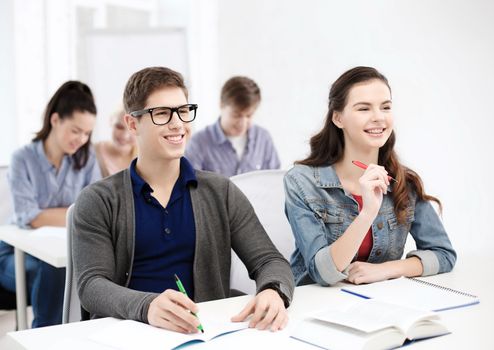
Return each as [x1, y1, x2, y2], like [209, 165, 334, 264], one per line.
[89, 319, 248, 350]
[341, 277, 479, 312]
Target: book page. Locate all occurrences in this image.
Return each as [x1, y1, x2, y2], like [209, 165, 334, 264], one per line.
[312, 299, 437, 334]
[89, 319, 248, 350]
[341, 277, 479, 312]
[291, 318, 404, 350]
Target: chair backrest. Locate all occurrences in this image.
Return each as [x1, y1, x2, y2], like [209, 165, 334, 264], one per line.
[62, 204, 81, 323]
[0, 166, 14, 224]
[229, 170, 295, 295]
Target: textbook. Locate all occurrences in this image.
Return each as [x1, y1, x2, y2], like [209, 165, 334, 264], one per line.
[341, 277, 479, 312]
[291, 298, 449, 350]
[89, 319, 248, 350]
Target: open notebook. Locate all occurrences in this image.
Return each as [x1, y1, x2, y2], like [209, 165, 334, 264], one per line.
[291, 298, 449, 350]
[88, 319, 248, 350]
[341, 277, 479, 312]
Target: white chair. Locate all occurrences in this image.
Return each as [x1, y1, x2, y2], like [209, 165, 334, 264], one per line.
[62, 204, 81, 323]
[229, 170, 295, 295]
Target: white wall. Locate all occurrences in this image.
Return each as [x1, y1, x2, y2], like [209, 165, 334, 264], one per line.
[217, 0, 494, 253]
[0, 0, 16, 165]
[2, 0, 492, 255]
[0, 0, 219, 150]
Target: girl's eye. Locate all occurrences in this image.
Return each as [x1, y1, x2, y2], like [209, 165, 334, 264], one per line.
[358, 108, 369, 111]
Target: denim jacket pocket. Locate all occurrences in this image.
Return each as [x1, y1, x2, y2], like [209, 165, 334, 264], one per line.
[313, 207, 344, 242]
[387, 209, 415, 259]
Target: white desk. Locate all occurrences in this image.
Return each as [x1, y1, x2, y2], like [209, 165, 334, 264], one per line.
[6, 253, 493, 349]
[0, 225, 67, 330]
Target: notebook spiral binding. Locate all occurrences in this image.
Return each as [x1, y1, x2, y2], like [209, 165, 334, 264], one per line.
[407, 277, 478, 299]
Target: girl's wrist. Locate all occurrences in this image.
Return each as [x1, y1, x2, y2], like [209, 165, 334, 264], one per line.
[358, 209, 377, 223]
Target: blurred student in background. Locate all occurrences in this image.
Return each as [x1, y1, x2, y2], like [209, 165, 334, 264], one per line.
[95, 106, 137, 177]
[0, 81, 101, 327]
[186, 76, 280, 176]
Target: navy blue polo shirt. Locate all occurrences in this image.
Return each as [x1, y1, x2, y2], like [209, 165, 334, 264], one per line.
[128, 157, 197, 298]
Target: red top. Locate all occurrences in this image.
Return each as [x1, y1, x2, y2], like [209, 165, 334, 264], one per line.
[352, 194, 373, 261]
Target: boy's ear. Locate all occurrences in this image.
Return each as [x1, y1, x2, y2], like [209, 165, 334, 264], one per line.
[332, 111, 343, 129]
[124, 114, 138, 134]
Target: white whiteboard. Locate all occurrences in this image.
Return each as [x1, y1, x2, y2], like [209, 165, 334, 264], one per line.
[79, 28, 189, 142]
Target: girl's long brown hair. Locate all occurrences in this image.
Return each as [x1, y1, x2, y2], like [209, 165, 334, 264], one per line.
[33, 81, 97, 170]
[298, 67, 440, 223]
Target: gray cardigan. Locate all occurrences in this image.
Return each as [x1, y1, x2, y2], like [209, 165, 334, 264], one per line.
[72, 168, 294, 323]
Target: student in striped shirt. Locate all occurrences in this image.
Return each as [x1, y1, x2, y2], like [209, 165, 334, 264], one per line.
[186, 76, 280, 177]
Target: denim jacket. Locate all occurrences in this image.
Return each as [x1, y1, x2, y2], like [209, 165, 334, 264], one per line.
[284, 164, 456, 286]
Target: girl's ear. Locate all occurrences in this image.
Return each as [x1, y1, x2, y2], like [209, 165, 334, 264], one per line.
[332, 111, 343, 129]
[50, 112, 60, 127]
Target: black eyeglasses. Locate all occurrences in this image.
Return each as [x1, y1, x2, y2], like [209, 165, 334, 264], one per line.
[130, 104, 198, 125]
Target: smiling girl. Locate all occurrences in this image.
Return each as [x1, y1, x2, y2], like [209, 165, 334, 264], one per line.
[0, 81, 101, 327]
[284, 66, 456, 286]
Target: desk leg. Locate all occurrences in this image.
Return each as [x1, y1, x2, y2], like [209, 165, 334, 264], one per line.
[14, 248, 28, 330]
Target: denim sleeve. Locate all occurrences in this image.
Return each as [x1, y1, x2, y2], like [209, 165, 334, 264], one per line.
[84, 150, 102, 186]
[184, 134, 205, 170]
[8, 150, 42, 228]
[284, 174, 347, 286]
[407, 200, 456, 276]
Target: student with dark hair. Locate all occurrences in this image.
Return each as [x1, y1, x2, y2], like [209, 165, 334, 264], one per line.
[185, 76, 280, 176]
[0, 80, 101, 327]
[284, 67, 456, 287]
[72, 67, 294, 334]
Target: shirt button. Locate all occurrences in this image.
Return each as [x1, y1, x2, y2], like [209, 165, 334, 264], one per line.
[146, 198, 151, 203]
[125, 272, 129, 277]
[376, 250, 382, 256]
[377, 222, 384, 230]
[164, 228, 171, 234]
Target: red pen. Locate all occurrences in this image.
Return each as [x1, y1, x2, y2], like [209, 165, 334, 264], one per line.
[352, 160, 397, 183]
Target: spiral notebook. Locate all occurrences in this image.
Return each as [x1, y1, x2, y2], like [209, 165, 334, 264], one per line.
[341, 277, 479, 312]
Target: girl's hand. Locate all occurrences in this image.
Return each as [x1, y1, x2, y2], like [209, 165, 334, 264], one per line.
[358, 164, 389, 218]
[346, 261, 391, 284]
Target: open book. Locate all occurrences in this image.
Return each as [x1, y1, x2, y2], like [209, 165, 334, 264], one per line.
[88, 319, 248, 350]
[341, 277, 479, 312]
[291, 298, 449, 350]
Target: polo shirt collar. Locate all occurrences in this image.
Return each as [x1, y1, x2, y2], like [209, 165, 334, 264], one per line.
[130, 157, 198, 197]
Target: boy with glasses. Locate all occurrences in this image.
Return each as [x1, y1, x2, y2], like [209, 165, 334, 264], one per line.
[71, 67, 294, 333]
[185, 76, 281, 176]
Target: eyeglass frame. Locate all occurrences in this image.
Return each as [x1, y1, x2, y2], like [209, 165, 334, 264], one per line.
[129, 103, 198, 125]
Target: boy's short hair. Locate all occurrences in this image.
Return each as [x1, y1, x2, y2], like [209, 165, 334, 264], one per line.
[220, 76, 261, 110]
[123, 67, 188, 113]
